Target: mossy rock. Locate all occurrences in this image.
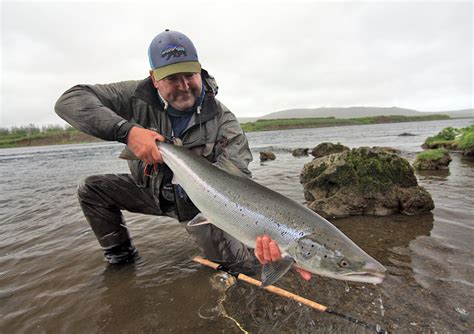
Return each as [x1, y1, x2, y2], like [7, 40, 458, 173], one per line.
[300, 147, 433, 218]
[292, 148, 309, 157]
[414, 149, 451, 170]
[422, 126, 462, 150]
[259, 151, 276, 162]
[311, 142, 350, 158]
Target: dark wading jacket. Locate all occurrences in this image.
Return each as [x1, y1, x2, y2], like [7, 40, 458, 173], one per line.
[54, 70, 253, 215]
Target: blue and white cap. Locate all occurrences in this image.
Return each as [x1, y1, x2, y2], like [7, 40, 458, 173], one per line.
[148, 29, 201, 81]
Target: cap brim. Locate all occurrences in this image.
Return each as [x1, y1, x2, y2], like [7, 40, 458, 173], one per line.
[152, 61, 201, 81]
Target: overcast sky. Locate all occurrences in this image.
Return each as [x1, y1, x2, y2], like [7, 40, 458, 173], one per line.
[1, 0, 472, 127]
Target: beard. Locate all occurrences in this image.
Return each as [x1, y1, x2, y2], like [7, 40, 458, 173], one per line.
[170, 88, 200, 110]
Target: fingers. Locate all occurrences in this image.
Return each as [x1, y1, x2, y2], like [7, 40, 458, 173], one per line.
[269, 240, 281, 260]
[127, 127, 164, 164]
[255, 236, 264, 263]
[154, 133, 165, 143]
[296, 267, 312, 281]
[150, 143, 162, 163]
[255, 235, 282, 264]
[255, 235, 313, 282]
[262, 236, 272, 262]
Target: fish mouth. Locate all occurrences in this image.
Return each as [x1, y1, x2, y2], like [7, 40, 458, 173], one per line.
[340, 270, 386, 285]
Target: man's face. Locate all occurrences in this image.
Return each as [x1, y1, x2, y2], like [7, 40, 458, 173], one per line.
[151, 71, 202, 111]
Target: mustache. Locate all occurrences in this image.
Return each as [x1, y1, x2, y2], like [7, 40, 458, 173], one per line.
[174, 89, 198, 98]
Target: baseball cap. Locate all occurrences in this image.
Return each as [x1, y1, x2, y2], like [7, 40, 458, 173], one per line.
[148, 29, 201, 81]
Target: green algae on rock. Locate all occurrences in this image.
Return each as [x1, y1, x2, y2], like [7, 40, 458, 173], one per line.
[300, 147, 434, 218]
[414, 149, 452, 170]
[311, 142, 350, 159]
[421, 125, 474, 156]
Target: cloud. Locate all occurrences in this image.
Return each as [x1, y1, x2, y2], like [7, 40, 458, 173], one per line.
[1, 1, 472, 127]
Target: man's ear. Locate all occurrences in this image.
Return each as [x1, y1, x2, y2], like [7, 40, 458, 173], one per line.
[149, 70, 159, 88]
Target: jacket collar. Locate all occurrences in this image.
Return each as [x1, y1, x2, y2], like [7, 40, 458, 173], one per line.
[133, 76, 218, 124]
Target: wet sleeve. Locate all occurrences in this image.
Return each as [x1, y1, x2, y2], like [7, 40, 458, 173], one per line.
[215, 106, 253, 177]
[54, 81, 138, 143]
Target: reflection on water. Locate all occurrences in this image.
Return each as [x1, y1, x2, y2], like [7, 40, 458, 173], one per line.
[0, 119, 473, 333]
[332, 213, 434, 265]
[416, 169, 450, 181]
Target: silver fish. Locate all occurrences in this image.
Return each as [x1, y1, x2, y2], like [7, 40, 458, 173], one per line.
[120, 143, 386, 286]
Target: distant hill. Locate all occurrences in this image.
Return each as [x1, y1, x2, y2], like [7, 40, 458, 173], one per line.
[255, 107, 473, 120]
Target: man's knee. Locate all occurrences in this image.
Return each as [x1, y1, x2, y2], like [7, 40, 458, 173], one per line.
[78, 175, 102, 200]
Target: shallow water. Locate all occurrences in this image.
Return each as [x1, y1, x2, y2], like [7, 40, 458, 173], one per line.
[0, 119, 473, 333]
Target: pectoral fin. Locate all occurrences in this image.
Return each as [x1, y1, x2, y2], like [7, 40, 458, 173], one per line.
[119, 147, 139, 160]
[261, 256, 295, 287]
[214, 156, 248, 178]
[187, 213, 211, 227]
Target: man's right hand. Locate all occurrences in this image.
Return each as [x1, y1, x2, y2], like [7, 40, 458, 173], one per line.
[127, 127, 165, 164]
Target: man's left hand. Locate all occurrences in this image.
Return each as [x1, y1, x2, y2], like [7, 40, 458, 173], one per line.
[255, 235, 312, 281]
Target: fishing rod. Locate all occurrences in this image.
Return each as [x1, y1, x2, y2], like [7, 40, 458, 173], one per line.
[193, 256, 388, 334]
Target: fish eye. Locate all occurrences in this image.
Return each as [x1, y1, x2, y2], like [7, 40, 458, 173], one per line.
[338, 258, 350, 268]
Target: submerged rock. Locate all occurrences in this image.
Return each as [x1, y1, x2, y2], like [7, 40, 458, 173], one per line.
[311, 142, 350, 159]
[292, 148, 309, 157]
[259, 151, 276, 162]
[414, 149, 452, 170]
[463, 148, 474, 157]
[300, 147, 434, 218]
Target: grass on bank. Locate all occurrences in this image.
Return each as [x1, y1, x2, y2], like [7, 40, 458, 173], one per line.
[0, 114, 459, 149]
[416, 148, 448, 161]
[457, 125, 474, 150]
[423, 124, 474, 150]
[0, 125, 96, 148]
[240, 114, 450, 132]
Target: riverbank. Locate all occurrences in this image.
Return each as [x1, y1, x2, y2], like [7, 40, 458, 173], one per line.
[0, 114, 468, 148]
[240, 114, 452, 132]
[0, 130, 101, 148]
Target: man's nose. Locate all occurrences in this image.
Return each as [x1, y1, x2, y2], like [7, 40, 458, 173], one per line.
[177, 76, 190, 90]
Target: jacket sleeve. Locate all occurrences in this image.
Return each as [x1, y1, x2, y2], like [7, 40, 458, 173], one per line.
[215, 103, 253, 177]
[54, 81, 139, 143]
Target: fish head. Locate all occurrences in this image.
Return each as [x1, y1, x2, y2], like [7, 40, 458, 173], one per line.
[290, 234, 386, 285]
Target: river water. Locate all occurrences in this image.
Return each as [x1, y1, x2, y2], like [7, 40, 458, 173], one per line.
[0, 119, 473, 333]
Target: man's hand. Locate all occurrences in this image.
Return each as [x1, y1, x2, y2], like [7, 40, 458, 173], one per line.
[255, 235, 312, 281]
[127, 127, 165, 164]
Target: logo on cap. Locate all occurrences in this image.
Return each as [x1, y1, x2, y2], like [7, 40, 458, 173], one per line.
[161, 44, 187, 60]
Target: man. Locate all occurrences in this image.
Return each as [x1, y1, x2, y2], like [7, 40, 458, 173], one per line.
[55, 30, 310, 280]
